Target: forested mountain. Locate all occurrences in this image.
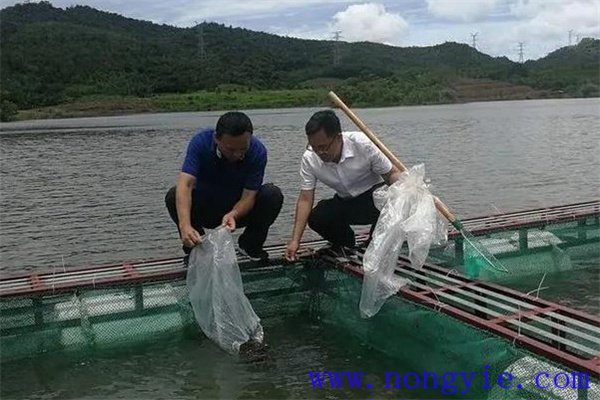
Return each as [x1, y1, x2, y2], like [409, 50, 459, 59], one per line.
[1, 1, 598, 120]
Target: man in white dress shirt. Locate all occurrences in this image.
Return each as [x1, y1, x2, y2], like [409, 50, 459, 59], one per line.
[285, 110, 402, 261]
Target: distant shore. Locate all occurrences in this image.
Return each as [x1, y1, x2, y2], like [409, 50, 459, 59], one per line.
[11, 86, 577, 122]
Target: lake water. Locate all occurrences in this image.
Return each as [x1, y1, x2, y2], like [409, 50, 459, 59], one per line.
[1, 98, 599, 399]
[1, 98, 598, 273]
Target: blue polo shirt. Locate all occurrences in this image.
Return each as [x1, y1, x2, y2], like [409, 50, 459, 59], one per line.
[181, 128, 267, 209]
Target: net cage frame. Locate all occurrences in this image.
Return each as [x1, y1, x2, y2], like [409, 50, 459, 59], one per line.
[1, 200, 598, 381]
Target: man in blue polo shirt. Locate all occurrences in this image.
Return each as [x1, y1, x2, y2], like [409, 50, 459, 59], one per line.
[165, 111, 283, 261]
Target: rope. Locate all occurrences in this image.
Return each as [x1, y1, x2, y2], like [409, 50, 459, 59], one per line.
[527, 272, 548, 299]
[461, 230, 510, 273]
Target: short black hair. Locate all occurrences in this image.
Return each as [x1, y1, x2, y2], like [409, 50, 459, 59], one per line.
[305, 110, 341, 137]
[216, 111, 253, 137]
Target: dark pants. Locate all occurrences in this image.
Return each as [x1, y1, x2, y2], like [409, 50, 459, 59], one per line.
[165, 183, 284, 254]
[308, 184, 383, 248]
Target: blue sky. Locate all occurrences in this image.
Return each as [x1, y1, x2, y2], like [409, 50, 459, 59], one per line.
[2, 0, 599, 60]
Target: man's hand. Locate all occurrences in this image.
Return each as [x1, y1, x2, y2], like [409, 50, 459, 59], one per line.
[222, 211, 237, 231]
[285, 240, 300, 262]
[382, 165, 402, 186]
[180, 225, 203, 248]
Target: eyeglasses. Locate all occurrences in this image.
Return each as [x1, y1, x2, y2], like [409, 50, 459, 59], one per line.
[306, 135, 338, 153]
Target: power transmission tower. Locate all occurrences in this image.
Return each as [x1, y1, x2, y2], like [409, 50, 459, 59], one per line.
[199, 24, 206, 61]
[194, 20, 206, 62]
[568, 29, 574, 46]
[470, 32, 478, 49]
[332, 30, 342, 66]
[518, 42, 525, 63]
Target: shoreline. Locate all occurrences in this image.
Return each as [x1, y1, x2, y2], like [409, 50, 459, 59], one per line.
[7, 89, 584, 123]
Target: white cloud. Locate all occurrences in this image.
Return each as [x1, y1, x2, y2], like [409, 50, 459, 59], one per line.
[426, 0, 500, 22]
[412, 0, 600, 61]
[331, 3, 408, 44]
[509, 0, 600, 42]
[509, 0, 556, 18]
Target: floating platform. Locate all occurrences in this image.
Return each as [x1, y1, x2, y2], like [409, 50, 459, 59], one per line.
[1, 201, 599, 383]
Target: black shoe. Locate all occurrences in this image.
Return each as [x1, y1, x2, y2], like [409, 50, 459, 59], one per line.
[239, 245, 269, 262]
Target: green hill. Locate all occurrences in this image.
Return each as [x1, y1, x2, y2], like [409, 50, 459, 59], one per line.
[1, 1, 598, 121]
[521, 38, 600, 97]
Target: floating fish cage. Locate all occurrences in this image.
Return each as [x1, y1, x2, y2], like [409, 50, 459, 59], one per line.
[0, 258, 315, 363]
[1, 201, 599, 399]
[430, 201, 600, 281]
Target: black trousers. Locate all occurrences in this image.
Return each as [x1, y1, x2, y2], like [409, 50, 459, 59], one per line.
[308, 184, 383, 248]
[165, 183, 283, 254]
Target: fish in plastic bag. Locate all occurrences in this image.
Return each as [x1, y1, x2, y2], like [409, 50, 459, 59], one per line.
[360, 164, 447, 318]
[186, 226, 264, 354]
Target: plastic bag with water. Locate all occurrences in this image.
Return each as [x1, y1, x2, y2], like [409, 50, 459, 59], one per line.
[186, 227, 264, 354]
[360, 164, 448, 318]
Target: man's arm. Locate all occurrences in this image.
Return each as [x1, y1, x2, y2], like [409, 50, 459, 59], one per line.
[366, 139, 401, 186]
[222, 189, 258, 230]
[381, 164, 402, 185]
[176, 172, 203, 247]
[285, 189, 315, 261]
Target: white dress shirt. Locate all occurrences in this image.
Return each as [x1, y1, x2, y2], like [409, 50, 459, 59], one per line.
[300, 131, 393, 199]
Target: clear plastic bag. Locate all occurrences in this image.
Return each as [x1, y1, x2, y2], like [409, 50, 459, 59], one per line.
[186, 227, 264, 354]
[360, 164, 448, 318]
